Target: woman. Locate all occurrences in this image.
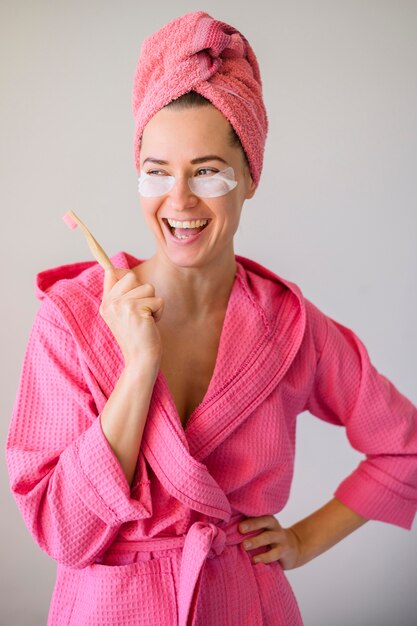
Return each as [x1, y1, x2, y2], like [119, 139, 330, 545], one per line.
[6, 11, 417, 626]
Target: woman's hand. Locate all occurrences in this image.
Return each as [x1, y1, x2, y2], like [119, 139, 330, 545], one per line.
[99, 267, 164, 368]
[239, 502, 368, 571]
[239, 515, 304, 570]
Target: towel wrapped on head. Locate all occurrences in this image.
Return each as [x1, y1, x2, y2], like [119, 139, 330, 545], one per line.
[132, 11, 268, 185]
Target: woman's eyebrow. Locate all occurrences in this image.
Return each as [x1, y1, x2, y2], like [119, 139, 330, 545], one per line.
[142, 155, 228, 166]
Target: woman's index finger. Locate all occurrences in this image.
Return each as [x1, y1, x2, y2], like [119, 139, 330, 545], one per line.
[102, 267, 117, 293]
[102, 268, 142, 298]
[102, 267, 129, 295]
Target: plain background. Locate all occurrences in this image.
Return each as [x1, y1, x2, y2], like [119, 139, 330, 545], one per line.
[1, 1, 416, 624]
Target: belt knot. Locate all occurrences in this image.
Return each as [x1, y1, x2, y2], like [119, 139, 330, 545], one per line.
[206, 523, 226, 559]
[185, 521, 228, 560]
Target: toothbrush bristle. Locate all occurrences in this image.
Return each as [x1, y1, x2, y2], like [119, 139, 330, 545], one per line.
[62, 212, 78, 229]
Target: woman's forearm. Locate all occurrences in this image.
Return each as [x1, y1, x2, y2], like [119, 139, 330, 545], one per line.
[100, 362, 159, 488]
[289, 497, 368, 567]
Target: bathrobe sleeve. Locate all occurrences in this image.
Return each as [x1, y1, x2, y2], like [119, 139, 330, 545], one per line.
[304, 300, 417, 530]
[5, 299, 152, 568]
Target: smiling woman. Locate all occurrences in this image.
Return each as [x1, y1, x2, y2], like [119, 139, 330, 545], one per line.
[5, 8, 417, 626]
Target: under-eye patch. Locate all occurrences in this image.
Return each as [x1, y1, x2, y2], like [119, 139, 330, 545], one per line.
[138, 166, 238, 198]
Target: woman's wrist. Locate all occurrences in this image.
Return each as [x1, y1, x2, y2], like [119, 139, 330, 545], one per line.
[123, 358, 161, 382]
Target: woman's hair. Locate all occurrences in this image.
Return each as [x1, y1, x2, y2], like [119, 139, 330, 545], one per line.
[139, 91, 250, 170]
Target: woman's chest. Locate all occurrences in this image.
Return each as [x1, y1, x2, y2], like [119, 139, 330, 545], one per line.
[158, 321, 223, 429]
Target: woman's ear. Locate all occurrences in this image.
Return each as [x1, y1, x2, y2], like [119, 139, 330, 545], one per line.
[245, 173, 257, 199]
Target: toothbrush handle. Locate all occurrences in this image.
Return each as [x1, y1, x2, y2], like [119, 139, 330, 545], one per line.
[68, 210, 114, 270]
[83, 230, 114, 270]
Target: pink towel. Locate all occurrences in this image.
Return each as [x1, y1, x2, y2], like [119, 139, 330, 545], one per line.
[132, 11, 268, 185]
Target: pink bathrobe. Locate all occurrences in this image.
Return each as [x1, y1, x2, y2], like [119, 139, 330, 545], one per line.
[6, 251, 417, 625]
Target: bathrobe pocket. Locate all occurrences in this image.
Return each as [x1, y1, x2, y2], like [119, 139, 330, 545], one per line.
[69, 557, 178, 626]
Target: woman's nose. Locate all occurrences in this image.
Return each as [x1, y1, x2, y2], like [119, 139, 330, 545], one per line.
[167, 174, 198, 210]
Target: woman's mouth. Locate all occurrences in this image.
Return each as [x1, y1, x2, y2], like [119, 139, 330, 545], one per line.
[162, 218, 211, 241]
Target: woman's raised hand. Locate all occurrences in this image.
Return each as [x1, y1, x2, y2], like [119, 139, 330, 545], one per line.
[99, 267, 164, 369]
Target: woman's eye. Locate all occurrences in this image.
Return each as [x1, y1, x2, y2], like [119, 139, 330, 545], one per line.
[196, 168, 218, 176]
[146, 169, 166, 176]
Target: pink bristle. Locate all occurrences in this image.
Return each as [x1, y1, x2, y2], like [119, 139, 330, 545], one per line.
[62, 212, 78, 229]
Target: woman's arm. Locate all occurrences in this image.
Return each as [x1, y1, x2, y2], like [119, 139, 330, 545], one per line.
[99, 267, 164, 487]
[287, 497, 368, 567]
[240, 298, 417, 568]
[100, 361, 159, 488]
[6, 302, 155, 569]
[303, 300, 417, 530]
[6, 268, 165, 568]
[239, 498, 368, 570]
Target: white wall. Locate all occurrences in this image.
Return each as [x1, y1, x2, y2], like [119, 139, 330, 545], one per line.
[1, 1, 416, 624]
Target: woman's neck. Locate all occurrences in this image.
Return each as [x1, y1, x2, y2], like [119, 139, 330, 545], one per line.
[132, 250, 237, 323]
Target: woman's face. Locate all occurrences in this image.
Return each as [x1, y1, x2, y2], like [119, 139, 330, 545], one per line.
[139, 105, 257, 269]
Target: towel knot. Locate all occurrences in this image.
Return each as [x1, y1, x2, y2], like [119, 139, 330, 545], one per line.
[191, 17, 247, 80]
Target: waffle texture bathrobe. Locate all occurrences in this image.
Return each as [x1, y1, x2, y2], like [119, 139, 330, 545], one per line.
[6, 251, 417, 625]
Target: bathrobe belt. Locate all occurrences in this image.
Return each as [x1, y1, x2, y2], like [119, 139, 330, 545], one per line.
[107, 517, 264, 626]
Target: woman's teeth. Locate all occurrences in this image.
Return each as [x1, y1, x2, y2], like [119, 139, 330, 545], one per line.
[167, 219, 208, 228]
[165, 218, 209, 239]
